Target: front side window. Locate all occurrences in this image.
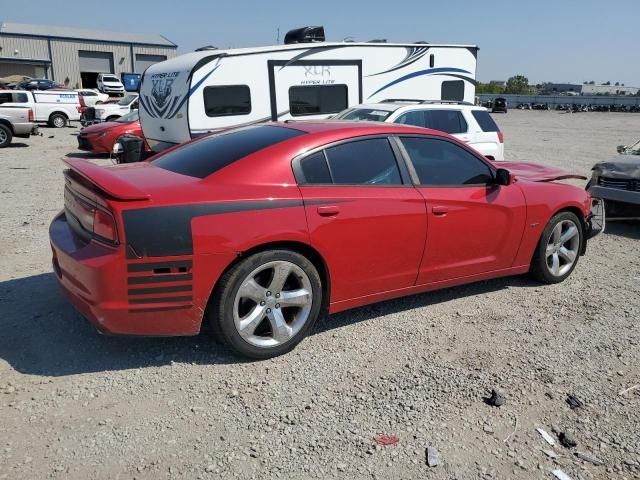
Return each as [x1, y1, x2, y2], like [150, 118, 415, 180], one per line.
[203, 85, 251, 117]
[400, 137, 493, 186]
[324, 138, 402, 185]
[441, 80, 465, 101]
[423, 110, 468, 134]
[289, 85, 348, 116]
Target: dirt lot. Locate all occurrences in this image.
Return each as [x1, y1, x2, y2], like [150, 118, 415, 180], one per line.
[0, 111, 639, 480]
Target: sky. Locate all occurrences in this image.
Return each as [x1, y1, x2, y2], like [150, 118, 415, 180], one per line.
[3, 0, 639, 85]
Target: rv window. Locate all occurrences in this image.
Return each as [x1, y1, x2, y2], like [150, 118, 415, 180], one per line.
[289, 85, 348, 116]
[204, 85, 251, 117]
[441, 80, 465, 101]
[152, 125, 304, 179]
[324, 138, 402, 185]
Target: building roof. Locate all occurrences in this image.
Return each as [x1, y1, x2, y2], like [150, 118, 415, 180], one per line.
[0, 22, 176, 47]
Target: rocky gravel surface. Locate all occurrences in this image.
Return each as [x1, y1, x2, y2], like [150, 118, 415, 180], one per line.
[0, 111, 639, 479]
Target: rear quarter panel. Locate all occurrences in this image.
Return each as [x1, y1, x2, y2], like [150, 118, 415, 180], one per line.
[513, 180, 591, 267]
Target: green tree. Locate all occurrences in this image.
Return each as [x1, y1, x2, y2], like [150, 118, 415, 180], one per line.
[476, 82, 505, 94]
[505, 75, 531, 94]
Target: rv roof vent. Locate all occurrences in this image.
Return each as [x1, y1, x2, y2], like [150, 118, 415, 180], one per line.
[368, 39, 387, 43]
[284, 26, 325, 44]
[195, 45, 218, 51]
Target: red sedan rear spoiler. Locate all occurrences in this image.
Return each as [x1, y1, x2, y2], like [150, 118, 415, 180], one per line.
[63, 158, 150, 201]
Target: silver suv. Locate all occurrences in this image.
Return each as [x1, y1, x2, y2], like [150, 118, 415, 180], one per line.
[334, 100, 505, 161]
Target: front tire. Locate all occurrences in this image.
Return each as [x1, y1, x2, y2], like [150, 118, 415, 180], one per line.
[530, 212, 583, 284]
[0, 124, 12, 148]
[209, 250, 323, 359]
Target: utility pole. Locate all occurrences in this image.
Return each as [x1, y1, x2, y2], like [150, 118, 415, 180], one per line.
[277, 28, 280, 45]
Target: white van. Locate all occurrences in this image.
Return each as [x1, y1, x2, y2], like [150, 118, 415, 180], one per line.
[139, 26, 478, 151]
[0, 89, 81, 128]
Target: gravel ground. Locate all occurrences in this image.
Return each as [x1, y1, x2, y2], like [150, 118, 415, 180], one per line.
[0, 111, 639, 480]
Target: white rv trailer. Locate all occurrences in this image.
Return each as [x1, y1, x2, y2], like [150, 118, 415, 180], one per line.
[139, 35, 478, 151]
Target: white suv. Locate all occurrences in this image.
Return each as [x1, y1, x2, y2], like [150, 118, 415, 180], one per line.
[96, 73, 125, 96]
[334, 101, 505, 161]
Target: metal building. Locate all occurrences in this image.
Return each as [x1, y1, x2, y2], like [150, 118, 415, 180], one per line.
[0, 22, 177, 88]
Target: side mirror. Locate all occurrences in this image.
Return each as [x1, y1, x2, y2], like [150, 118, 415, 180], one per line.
[617, 145, 626, 154]
[494, 168, 511, 186]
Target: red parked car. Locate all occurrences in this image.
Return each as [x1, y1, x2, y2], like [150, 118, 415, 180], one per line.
[50, 122, 600, 358]
[77, 110, 145, 154]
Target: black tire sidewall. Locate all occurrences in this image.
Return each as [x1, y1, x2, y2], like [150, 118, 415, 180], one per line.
[532, 211, 583, 284]
[50, 114, 67, 128]
[213, 250, 323, 359]
[0, 124, 12, 147]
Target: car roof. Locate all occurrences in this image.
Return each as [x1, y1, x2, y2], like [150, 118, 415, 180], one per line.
[347, 102, 488, 112]
[270, 120, 451, 138]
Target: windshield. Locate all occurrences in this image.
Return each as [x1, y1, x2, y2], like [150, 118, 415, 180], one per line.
[334, 108, 393, 122]
[627, 139, 640, 155]
[118, 94, 138, 106]
[103, 75, 119, 82]
[115, 110, 139, 123]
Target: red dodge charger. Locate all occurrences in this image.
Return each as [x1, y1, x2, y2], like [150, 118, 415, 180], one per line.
[77, 111, 145, 154]
[50, 121, 598, 358]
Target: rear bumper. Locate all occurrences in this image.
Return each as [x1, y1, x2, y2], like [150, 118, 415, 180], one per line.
[49, 212, 207, 336]
[588, 185, 640, 206]
[12, 121, 34, 137]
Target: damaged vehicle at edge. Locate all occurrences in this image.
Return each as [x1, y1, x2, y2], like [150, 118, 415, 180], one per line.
[587, 139, 640, 220]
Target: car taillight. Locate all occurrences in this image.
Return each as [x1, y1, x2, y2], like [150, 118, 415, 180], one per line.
[28, 108, 34, 122]
[498, 131, 504, 143]
[93, 209, 118, 243]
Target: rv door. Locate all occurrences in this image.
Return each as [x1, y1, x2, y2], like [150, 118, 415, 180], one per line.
[268, 60, 361, 121]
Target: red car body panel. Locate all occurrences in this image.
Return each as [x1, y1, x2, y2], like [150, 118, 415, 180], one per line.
[77, 119, 145, 154]
[50, 121, 592, 337]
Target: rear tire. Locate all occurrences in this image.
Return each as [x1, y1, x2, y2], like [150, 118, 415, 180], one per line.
[0, 124, 12, 148]
[208, 250, 323, 359]
[530, 211, 583, 284]
[49, 113, 68, 128]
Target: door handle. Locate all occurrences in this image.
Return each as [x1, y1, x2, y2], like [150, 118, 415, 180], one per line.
[317, 205, 340, 217]
[432, 206, 448, 216]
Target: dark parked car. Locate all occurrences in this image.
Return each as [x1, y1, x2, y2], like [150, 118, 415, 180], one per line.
[492, 97, 508, 113]
[15, 79, 64, 91]
[587, 139, 640, 219]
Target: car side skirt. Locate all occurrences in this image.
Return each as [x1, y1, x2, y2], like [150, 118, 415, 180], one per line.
[328, 265, 530, 314]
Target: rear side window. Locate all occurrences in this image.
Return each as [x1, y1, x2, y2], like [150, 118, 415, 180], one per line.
[300, 152, 332, 184]
[289, 85, 348, 116]
[324, 138, 402, 185]
[400, 137, 493, 186]
[424, 110, 468, 134]
[153, 126, 304, 179]
[471, 110, 500, 132]
[441, 80, 465, 101]
[395, 110, 425, 127]
[204, 85, 251, 117]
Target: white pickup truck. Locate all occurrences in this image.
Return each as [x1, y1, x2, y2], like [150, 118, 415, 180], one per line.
[0, 89, 81, 128]
[0, 104, 37, 147]
[93, 93, 139, 122]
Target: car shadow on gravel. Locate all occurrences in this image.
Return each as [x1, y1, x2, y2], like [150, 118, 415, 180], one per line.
[604, 221, 640, 239]
[0, 273, 242, 377]
[0, 272, 539, 377]
[315, 275, 540, 334]
[64, 152, 110, 159]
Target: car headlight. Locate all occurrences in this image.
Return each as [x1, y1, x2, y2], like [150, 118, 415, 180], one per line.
[112, 142, 122, 154]
[95, 109, 105, 115]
